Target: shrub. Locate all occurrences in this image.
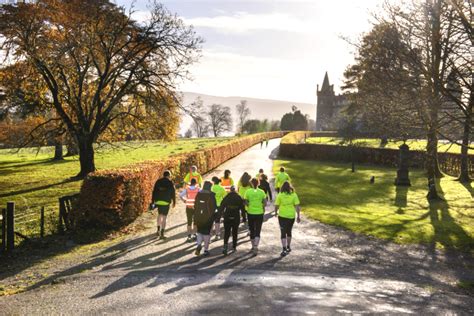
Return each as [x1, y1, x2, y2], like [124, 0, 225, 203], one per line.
[280, 132, 474, 178]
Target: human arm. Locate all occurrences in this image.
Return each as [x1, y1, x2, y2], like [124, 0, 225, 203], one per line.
[179, 189, 187, 203]
[296, 205, 301, 223]
[171, 183, 176, 207]
[274, 194, 280, 214]
[294, 193, 301, 223]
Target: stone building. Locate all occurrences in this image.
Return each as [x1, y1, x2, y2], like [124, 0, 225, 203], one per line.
[315, 72, 349, 131]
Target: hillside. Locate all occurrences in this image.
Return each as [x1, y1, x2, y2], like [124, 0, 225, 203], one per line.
[179, 91, 315, 134]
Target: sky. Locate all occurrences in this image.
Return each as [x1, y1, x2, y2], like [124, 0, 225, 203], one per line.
[116, 0, 384, 104]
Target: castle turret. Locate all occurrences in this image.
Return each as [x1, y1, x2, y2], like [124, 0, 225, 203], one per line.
[316, 72, 336, 131]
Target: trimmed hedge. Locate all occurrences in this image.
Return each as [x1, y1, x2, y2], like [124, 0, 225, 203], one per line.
[280, 132, 474, 177]
[281, 131, 314, 144]
[73, 132, 285, 229]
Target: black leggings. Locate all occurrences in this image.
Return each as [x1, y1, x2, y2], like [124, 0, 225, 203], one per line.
[278, 216, 295, 239]
[241, 209, 247, 222]
[247, 214, 264, 239]
[223, 217, 240, 247]
[186, 207, 194, 226]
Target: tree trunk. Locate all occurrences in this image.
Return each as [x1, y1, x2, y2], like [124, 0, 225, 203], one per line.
[458, 110, 472, 183]
[426, 126, 441, 199]
[76, 137, 95, 178]
[65, 135, 79, 157]
[53, 140, 64, 160]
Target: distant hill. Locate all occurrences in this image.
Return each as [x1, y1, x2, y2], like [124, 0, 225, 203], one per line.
[179, 91, 315, 134]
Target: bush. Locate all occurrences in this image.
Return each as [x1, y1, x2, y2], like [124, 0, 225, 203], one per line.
[280, 132, 474, 177]
[74, 132, 285, 229]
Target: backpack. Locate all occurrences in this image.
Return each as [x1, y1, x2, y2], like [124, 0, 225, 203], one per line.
[194, 193, 213, 225]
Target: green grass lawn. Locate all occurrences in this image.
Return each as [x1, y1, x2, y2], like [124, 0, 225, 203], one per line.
[0, 137, 234, 237]
[306, 137, 473, 154]
[274, 159, 474, 253]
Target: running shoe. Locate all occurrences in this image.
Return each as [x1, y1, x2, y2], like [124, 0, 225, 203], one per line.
[286, 247, 292, 253]
[213, 235, 219, 242]
[252, 247, 258, 256]
[203, 250, 210, 257]
[195, 245, 202, 256]
[280, 250, 287, 257]
[156, 226, 160, 236]
[223, 246, 228, 256]
[192, 234, 197, 241]
[186, 235, 193, 243]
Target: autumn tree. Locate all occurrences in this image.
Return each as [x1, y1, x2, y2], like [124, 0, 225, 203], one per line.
[0, 0, 201, 177]
[438, 0, 473, 183]
[342, 22, 423, 143]
[207, 104, 232, 137]
[235, 100, 251, 134]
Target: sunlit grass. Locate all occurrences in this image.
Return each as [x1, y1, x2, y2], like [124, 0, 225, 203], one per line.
[0, 137, 234, 238]
[274, 159, 474, 252]
[306, 137, 473, 154]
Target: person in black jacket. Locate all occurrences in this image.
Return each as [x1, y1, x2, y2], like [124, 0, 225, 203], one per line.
[258, 174, 273, 202]
[151, 170, 176, 239]
[194, 181, 217, 256]
[219, 185, 244, 255]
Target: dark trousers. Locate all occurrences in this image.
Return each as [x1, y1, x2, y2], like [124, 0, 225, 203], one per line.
[247, 214, 264, 239]
[278, 216, 295, 239]
[241, 209, 247, 222]
[223, 217, 240, 247]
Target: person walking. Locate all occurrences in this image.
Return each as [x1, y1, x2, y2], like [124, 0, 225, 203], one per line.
[275, 181, 301, 257]
[275, 166, 291, 193]
[260, 140, 263, 148]
[258, 173, 273, 202]
[244, 178, 267, 256]
[237, 172, 252, 224]
[151, 170, 176, 239]
[255, 168, 265, 180]
[194, 181, 217, 256]
[184, 165, 203, 188]
[211, 176, 227, 241]
[220, 169, 234, 192]
[265, 138, 269, 147]
[179, 178, 199, 242]
[219, 185, 244, 255]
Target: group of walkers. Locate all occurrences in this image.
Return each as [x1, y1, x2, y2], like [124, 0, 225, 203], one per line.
[151, 165, 300, 257]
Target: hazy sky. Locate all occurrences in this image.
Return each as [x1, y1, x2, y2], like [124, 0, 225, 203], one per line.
[116, 0, 383, 104]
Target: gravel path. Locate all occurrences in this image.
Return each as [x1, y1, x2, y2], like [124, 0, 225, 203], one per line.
[1, 139, 473, 315]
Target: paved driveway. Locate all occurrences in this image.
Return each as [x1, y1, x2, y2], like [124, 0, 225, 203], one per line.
[1, 139, 473, 315]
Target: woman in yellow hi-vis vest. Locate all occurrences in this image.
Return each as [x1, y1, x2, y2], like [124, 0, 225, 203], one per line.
[275, 181, 301, 257]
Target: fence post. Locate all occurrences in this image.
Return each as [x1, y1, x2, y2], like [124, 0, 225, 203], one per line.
[6, 202, 15, 251]
[40, 206, 45, 238]
[1, 208, 6, 252]
[58, 198, 64, 234]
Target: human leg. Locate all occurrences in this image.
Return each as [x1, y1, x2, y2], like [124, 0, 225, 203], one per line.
[231, 217, 239, 249]
[286, 218, 295, 251]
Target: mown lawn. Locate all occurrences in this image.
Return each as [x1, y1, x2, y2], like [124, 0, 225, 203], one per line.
[0, 137, 234, 237]
[274, 159, 474, 253]
[306, 137, 473, 154]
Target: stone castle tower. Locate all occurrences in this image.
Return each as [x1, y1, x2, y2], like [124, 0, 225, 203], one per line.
[315, 72, 347, 131]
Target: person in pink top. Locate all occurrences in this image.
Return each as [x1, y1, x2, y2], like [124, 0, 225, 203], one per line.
[179, 178, 200, 242]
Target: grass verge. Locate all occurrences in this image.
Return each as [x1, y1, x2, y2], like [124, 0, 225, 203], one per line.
[0, 137, 234, 238]
[306, 137, 473, 154]
[273, 159, 474, 253]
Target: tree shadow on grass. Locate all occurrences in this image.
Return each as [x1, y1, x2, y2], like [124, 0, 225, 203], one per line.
[394, 185, 409, 214]
[460, 182, 474, 198]
[0, 177, 79, 198]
